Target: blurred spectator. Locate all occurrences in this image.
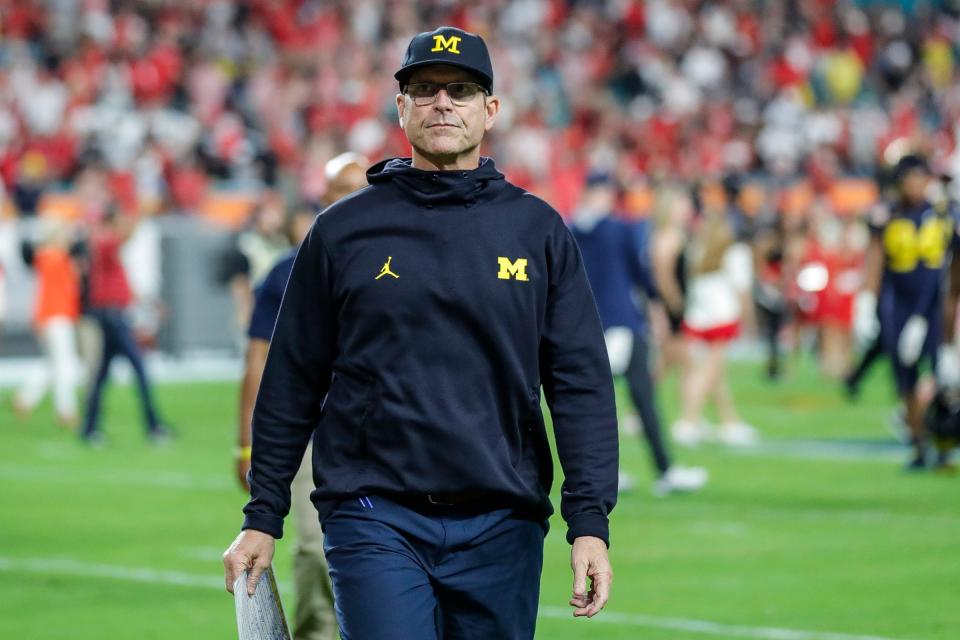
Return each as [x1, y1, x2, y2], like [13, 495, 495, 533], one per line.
[571, 172, 707, 496]
[0, 0, 958, 216]
[219, 190, 291, 345]
[81, 204, 168, 445]
[0, 262, 6, 347]
[650, 185, 696, 378]
[322, 152, 368, 204]
[794, 200, 864, 377]
[752, 208, 792, 380]
[12, 217, 83, 426]
[672, 202, 758, 447]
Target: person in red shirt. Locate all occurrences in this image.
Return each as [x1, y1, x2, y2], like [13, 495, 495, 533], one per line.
[13, 218, 83, 426]
[80, 205, 167, 445]
[0, 263, 6, 350]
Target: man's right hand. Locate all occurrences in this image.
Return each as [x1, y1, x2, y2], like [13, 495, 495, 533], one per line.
[223, 529, 276, 596]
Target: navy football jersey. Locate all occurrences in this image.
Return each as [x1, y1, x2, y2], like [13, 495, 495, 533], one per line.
[868, 200, 960, 365]
[869, 200, 959, 316]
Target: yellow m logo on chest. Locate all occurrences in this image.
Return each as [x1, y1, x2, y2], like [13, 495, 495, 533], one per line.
[431, 35, 462, 54]
[498, 257, 529, 281]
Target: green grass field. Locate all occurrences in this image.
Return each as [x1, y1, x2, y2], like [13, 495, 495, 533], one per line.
[2, 358, 957, 639]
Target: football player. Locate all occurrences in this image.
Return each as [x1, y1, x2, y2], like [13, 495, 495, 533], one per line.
[854, 154, 960, 469]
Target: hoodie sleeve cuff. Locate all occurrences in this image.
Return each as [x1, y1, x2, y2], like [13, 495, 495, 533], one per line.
[565, 512, 610, 548]
[242, 513, 284, 539]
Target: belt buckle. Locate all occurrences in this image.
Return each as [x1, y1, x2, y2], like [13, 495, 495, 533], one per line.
[426, 494, 454, 506]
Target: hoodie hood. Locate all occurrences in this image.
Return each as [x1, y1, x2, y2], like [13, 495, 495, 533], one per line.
[366, 156, 506, 208]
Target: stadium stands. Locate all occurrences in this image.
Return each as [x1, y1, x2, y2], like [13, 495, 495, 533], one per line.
[0, 0, 957, 224]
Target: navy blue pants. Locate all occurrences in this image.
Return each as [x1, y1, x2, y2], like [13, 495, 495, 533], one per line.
[82, 308, 161, 437]
[322, 496, 547, 639]
[625, 332, 671, 475]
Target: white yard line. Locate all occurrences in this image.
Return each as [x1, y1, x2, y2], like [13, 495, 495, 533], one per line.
[733, 440, 907, 463]
[0, 462, 233, 491]
[0, 556, 902, 640]
[0, 556, 227, 590]
[537, 606, 902, 640]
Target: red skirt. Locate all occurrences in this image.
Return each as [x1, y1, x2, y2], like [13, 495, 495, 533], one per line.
[682, 321, 740, 343]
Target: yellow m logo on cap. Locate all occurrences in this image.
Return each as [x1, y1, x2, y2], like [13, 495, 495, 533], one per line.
[431, 34, 462, 54]
[498, 257, 529, 281]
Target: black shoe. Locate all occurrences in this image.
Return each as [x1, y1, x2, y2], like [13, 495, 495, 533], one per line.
[904, 451, 927, 472]
[843, 374, 860, 401]
[147, 425, 174, 446]
[932, 450, 956, 474]
[81, 431, 106, 449]
[766, 363, 781, 382]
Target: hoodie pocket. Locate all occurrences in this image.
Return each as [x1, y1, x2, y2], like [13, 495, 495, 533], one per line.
[317, 371, 376, 474]
[520, 386, 552, 488]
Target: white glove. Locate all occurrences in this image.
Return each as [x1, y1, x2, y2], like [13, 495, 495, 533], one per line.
[936, 344, 960, 389]
[897, 315, 928, 366]
[604, 327, 634, 376]
[852, 291, 880, 349]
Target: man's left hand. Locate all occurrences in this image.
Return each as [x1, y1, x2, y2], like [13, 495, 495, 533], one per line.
[569, 536, 612, 618]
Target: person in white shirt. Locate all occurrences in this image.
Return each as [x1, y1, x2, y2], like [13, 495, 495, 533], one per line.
[672, 207, 759, 447]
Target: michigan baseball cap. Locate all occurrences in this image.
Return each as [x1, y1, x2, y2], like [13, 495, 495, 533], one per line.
[395, 27, 494, 94]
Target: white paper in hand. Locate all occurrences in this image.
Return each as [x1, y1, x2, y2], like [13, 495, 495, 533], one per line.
[234, 567, 291, 640]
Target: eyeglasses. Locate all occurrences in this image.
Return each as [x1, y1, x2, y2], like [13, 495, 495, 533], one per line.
[405, 82, 488, 106]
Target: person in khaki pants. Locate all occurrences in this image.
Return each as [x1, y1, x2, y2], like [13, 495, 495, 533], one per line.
[234, 153, 368, 640]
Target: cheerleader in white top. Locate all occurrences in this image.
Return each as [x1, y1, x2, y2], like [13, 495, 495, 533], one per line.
[672, 209, 759, 447]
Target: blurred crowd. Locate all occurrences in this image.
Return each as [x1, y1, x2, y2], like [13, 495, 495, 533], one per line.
[1, 0, 959, 217]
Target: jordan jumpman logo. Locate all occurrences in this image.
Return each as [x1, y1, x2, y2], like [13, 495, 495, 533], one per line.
[376, 256, 399, 280]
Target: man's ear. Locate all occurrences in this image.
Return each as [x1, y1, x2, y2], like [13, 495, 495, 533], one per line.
[484, 95, 500, 132]
[396, 93, 406, 127]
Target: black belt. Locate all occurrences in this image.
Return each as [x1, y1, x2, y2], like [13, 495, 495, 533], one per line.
[391, 491, 495, 510]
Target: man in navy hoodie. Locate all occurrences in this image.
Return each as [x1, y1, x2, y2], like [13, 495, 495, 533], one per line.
[223, 27, 618, 639]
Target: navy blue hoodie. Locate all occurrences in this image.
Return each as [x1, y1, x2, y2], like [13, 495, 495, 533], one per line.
[242, 157, 619, 545]
[572, 216, 658, 335]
